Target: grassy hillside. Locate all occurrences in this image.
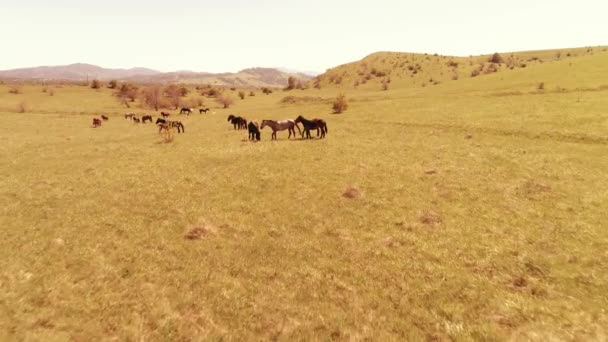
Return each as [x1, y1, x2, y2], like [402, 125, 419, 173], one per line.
[1, 47, 607, 340]
[315, 46, 607, 91]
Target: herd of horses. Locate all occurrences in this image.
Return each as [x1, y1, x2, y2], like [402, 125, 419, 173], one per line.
[91, 107, 328, 141]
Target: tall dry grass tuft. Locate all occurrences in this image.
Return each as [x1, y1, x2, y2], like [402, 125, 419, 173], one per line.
[332, 93, 348, 113]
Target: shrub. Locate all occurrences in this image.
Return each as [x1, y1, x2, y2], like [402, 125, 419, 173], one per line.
[49, 89, 55, 96]
[249, 91, 255, 96]
[332, 93, 348, 114]
[8, 86, 22, 94]
[216, 94, 234, 108]
[16, 101, 28, 113]
[238, 91, 245, 99]
[108, 80, 118, 89]
[381, 81, 389, 91]
[538, 82, 545, 90]
[471, 68, 481, 77]
[489, 53, 504, 64]
[261, 87, 273, 95]
[90, 80, 101, 89]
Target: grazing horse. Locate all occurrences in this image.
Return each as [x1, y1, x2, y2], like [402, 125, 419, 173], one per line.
[92, 118, 102, 127]
[161, 112, 171, 118]
[227, 115, 247, 130]
[124, 113, 135, 119]
[133, 117, 141, 123]
[101, 115, 109, 121]
[142, 115, 153, 123]
[156, 118, 185, 133]
[295, 115, 327, 139]
[248, 121, 261, 141]
[260, 119, 301, 140]
[199, 108, 210, 114]
[179, 107, 193, 115]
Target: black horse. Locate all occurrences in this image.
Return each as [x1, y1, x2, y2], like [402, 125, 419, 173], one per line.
[227, 115, 247, 130]
[294, 115, 327, 139]
[142, 115, 153, 123]
[199, 108, 210, 114]
[156, 118, 185, 133]
[179, 107, 193, 115]
[101, 115, 109, 121]
[248, 121, 261, 141]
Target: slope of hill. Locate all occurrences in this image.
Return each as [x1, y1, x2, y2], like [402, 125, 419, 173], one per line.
[0, 64, 312, 88]
[313, 46, 607, 90]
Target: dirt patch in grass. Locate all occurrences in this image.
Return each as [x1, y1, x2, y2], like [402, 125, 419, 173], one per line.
[184, 219, 217, 240]
[420, 210, 442, 226]
[343, 186, 362, 199]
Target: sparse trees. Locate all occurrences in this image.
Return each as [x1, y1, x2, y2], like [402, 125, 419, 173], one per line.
[261, 87, 273, 95]
[108, 80, 118, 89]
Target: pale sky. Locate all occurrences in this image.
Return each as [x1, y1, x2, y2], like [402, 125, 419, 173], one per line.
[1, 0, 605, 73]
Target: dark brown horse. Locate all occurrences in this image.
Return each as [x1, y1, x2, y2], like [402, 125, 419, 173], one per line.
[180, 107, 193, 115]
[133, 117, 141, 123]
[227, 115, 247, 130]
[101, 115, 109, 121]
[199, 108, 210, 114]
[142, 115, 153, 123]
[92, 118, 102, 127]
[248, 121, 261, 141]
[294, 115, 327, 139]
[161, 112, 171, 118]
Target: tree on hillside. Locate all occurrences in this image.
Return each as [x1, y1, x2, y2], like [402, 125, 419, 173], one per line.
[90, 79, 101, 89]
[285, 76, 296, 90]
[164, 84, 183, 109]
[489, 52, 504, 64]
[108, 80, 118, 89]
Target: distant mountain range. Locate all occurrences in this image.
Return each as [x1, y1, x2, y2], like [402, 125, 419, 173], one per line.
[0, 63, 313, 88]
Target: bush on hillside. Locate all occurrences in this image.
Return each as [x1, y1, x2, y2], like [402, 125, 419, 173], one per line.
[489, 53, 504, 64]
[238, 91, 245, 99]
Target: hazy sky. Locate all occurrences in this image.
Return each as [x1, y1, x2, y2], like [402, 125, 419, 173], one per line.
[1, 0, 605, 73]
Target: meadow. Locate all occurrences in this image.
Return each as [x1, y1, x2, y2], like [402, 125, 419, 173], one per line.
[1, 48, 607, 340]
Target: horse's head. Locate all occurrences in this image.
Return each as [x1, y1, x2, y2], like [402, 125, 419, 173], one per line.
[227, 115, 234, 121]
[295, 115, 304, 123]
[260, 120, 267, 129]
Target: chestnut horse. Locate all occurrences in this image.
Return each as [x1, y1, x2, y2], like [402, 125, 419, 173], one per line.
[260, 119, 301, 140]
[92, 118, 102, 127]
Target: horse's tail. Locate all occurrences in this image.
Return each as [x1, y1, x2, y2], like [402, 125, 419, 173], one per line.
[324, 122, 328, 134]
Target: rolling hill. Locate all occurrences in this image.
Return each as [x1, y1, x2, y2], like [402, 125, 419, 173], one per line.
[0, 64, 312, 88]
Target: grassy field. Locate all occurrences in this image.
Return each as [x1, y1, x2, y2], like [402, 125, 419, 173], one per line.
[1, 48, 608, 340]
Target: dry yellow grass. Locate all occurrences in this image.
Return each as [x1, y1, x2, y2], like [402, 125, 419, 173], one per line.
[1, 47, 607, 340]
